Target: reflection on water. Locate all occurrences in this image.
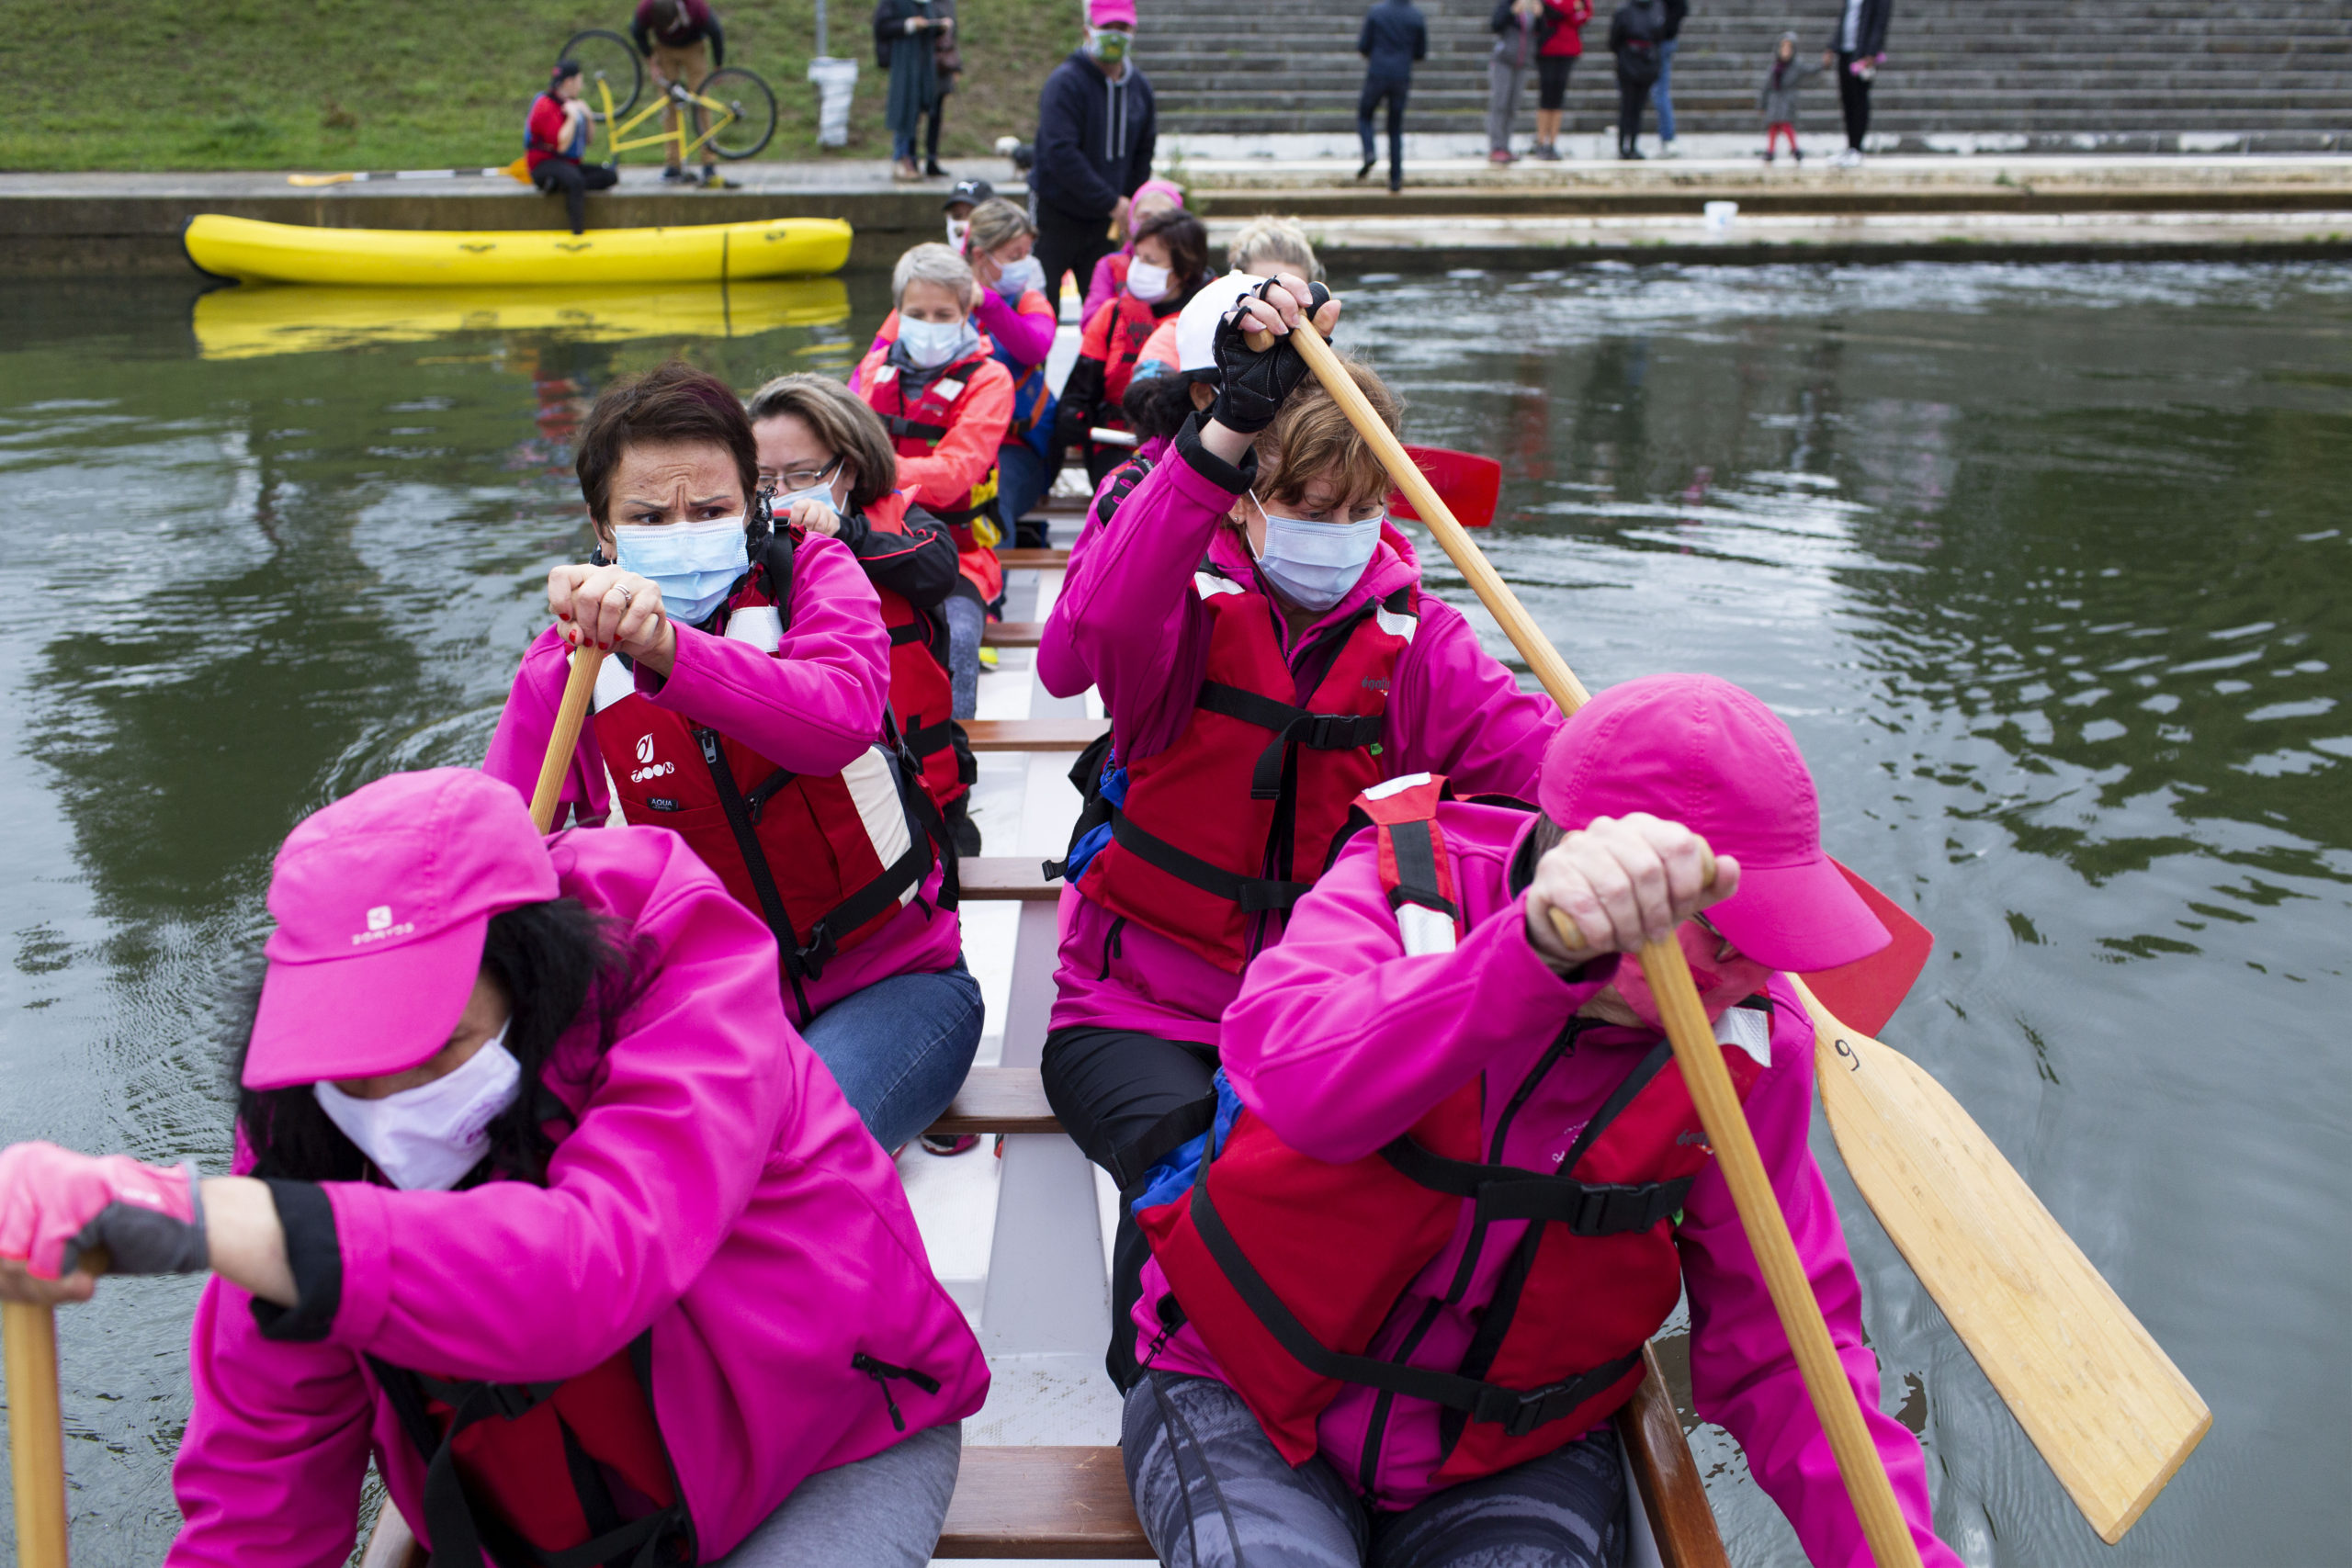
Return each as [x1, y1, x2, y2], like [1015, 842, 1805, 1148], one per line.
[0, 265, 2345, 1564]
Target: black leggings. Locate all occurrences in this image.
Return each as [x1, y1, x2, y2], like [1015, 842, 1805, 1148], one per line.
[1614, 71, 1650, 146]
[1536, 53, 1575, 111]
[1041, 1023, 1221, 1390]
[533, 159, 618, 234]
[1837, 52, 1872, 150]
[925, 85, 951, 165]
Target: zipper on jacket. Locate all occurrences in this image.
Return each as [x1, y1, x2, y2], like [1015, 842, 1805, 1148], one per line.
[851, 1352, 942, 1433]
[1356, 1297, 1446, 1495]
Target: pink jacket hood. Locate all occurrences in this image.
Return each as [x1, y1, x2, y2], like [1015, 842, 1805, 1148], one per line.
[171, 828, 987, 1564]
[1133, 799, 1956, 1565]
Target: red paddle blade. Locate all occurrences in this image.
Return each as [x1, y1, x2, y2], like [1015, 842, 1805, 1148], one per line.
[1387, 446, 1500, 529]
[1796, 861, 1935, 1037]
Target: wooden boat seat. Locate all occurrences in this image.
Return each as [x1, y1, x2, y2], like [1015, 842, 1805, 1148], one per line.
[983, 622, 1045, 649]
[935, 1445, 1150, 1558]
[997, 547, 1072, 570]
[928, 1067, 1061, 1136]
[960, 718, 1107, 752]
[958, 858, 1061, 901]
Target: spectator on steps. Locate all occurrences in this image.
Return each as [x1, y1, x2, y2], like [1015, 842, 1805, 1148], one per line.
[1530, 0, 1591, 162]
[1083, 178, 1186, 325]
[1758, 31, 1826, 164]
[875, 0, 949, 183]
[1824, 0, 1892, 166]
[1033, 0, 1157, 300]
[1607, 0, 1668, 159]
[632, 0, 728, 188]
[1651, 0, 1687, 156]
[526, 62, 617, 235]
[1486, 0, 1541, 164]
[1356, 0, 1426, 191]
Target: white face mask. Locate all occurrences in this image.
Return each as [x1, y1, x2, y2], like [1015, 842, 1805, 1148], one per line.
[897, 314, 977, 369]
[1250, 495, 1385, 613]
[314, 1023, 523, 1191]
[1126, 259, 1172, 301]
[994, 254, 1046, 299]
[945, 216, 971, 249]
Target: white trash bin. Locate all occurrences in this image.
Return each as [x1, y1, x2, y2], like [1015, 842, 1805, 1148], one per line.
[808, 57, 859, 149]
[1703, 200, 1739, 231]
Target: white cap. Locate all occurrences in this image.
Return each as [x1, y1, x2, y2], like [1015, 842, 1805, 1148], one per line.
[1175, 272, 1268, 374]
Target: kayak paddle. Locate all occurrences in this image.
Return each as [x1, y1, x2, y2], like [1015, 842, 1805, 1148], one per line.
[288, 158, 532, 188]
[1259, 309, 2209, 1543]
[4, 1296, 70, 1567]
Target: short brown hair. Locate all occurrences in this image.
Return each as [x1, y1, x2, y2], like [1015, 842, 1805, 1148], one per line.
[1253, 351, 1401, 510]
[575, 360, 760, 525]
[965, 197, 1035, 258]
[1134, 209, 1209, 289]
[744, 373, 899, 511]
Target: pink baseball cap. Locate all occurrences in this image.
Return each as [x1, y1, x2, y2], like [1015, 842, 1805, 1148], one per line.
[1090, 0, 1136, 28]
[1536, 674, 1888, 973]
[243, 769, 559, 1090]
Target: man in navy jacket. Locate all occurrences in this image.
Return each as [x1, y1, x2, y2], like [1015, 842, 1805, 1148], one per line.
[1356, 0, 1426, 192]
[1030, 0, 1157, 300]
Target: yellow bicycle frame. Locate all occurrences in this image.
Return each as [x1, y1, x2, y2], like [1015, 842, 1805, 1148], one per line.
[594, 74, 739, 165]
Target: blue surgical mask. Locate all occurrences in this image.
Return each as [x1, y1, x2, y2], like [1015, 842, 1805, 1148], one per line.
[897, 315, 978, 369]
[995, 255, 1047, 300]
[612, 514, 749, 626]
[1250, 496, 1384, 613]
[772, 477, 841, 520]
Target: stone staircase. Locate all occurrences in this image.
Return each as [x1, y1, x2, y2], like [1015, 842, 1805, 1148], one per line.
[1136, 0, 2352, 148]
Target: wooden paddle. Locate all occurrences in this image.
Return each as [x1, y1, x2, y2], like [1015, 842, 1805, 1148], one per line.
[1260, 309, 2210, 1543]
[288, 158, 531, 187]
[4, 1298, 70, 1566]
[531, 645, 606, 834]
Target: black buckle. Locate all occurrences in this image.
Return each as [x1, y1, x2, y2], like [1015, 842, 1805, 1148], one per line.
[1299, 714, 1378, 750]
[792, 924, 839, 981]
[1474, 1382, 1566, 1439]
[482, 1382, 540, 1421]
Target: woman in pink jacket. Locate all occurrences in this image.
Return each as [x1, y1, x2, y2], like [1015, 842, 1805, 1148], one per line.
[483, 361, 978, 1154]
[1036, 276, 1559, 1389]
[1120, 674, 1960, 1567]
[0, 767, 988, 1566]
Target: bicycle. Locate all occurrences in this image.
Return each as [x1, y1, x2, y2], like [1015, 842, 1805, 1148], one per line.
[558, 28, 777, 164]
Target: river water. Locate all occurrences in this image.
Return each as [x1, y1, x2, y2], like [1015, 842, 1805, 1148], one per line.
[0, 260, 2344, 1565]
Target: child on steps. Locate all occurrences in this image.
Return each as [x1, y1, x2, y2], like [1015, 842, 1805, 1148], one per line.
[1758, 30, 1825, 164]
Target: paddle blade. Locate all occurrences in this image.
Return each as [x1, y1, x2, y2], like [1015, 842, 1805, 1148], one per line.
[1797, 983, 2211, 1542]
[1387, 446, 1500, 529]
[1795, 860, 1933, 1037]
[503, 156, 532, 186]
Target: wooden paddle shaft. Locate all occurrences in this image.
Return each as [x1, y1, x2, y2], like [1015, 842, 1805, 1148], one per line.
[1247, 318, 1591, 714]
[529, 646, 606, 835]
[5, 1300, 70, 1567]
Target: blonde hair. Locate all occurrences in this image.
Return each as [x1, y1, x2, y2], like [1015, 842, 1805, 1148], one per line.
[1251, 352, 1400, 509]
[892, 242, 974, 306]
[744, 373, 899, 509]
[966, 197, 1035, 257]
[1227, 216, 1322, 281]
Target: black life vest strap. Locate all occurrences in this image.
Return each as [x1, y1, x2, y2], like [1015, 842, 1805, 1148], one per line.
[1183, 1169, 1641, 1440]
[925, 495, 1002, 532]
[1196, 682, 1385, 802]
[1377, 1137, 1692, 1236]
[903, 715, 956, 759]
[1108, 807, 1312, 914]
[888, 618, 929, 647]
[886, 413, 950, 442]
[691, 726, 813, 1019]
[1382, 815, 1458, 923]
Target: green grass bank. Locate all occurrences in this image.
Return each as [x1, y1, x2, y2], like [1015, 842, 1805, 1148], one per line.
[3, 0, 1080, 172]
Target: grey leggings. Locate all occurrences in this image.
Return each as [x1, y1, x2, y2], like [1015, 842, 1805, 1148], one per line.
[715, 1420, 961, 1567]
[944, 588, 985, 721]
[1124, 1374, 1625, 1568]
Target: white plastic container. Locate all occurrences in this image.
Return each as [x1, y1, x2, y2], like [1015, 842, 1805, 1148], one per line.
[808, 58, 860, 149]
[1703, 199, 1739, 231]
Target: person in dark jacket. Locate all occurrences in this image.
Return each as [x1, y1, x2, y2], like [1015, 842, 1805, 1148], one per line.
[875, 0, 948, 182]
[1822, 0, 1892, 165]
[1355, 0, 1426, 192]
[632, 0, 729, 187]
[1607, 0, 1667, 159]
[1650, 0, 1688, 156]
[1031, 0, 1156, 300]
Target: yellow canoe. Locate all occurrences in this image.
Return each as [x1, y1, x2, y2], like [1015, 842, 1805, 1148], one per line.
[193, 278, 851, 360]
[184, 213, 853, 287]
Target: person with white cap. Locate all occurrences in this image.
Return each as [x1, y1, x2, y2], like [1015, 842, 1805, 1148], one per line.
[1031, 276, 1561, 1391]
[1120, 673, 1961, 1567]
[0, 766, 989, 1566]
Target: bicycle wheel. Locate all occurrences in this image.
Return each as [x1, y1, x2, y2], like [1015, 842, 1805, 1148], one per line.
[697, 67, 777, 160]
[560, 29, 642, 122]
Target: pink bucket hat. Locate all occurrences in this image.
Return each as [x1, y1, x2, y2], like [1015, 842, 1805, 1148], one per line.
[1089, 0, 1137, 28]
[1536, 674, 1888, 973]
[244, 768, 559, 1090]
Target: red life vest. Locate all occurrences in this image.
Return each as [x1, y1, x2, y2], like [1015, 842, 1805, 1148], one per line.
[1097, 289, 1170, 424]
[1072, 562, 1417, 972]
[862, 336, 1003, 554]
[373, 1335, 692, 1567]
[861, 490, 967, 812]
[1136, 778, 1770, 1488]
[587, 528, 948, 1021]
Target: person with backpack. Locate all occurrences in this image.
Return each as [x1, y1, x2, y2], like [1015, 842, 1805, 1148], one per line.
[1823, 0, 1893, 166]
[1118, 674, 1963, 1568]
[0, 766, 989, 1568]
[1355, 0, 1426, 190]
[524, 61, 617, 235]
[1606, 0, 1668, 159]
[484, 362, 979, 1156]
[1034, 276, 1561, 1392]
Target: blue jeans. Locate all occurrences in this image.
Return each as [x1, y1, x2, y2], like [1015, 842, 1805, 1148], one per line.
[997, 440, 1050, 543]
[1649, 39, 1677, 141]
[944, 590, 984, 720]
[799, 957, 982, 1150]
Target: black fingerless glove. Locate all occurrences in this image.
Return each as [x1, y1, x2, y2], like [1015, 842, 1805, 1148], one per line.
[1209, 279, 1334, 435]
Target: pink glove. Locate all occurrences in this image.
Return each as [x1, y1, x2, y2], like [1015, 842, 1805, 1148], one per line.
[0, 1143, 207, 1279]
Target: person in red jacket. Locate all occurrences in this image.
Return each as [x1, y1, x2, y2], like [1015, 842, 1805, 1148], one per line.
[852, 243, 1014, 761]
[1530, 0, 1592, 160]
[525, 62, 617, 234]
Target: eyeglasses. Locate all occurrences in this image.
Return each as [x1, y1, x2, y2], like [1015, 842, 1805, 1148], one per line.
[758, 455, 841, 493]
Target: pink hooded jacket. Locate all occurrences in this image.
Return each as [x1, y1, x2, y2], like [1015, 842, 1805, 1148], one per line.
[483, 531, 960, 1019]
[1132, 799, 1958, 1564]
[1038, 429, 1559, 1044]
[170, 828, 989, 1565]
